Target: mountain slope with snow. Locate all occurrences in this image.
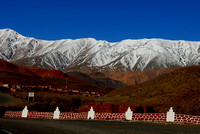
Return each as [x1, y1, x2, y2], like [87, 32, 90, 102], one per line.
[1, 28, 200, 72]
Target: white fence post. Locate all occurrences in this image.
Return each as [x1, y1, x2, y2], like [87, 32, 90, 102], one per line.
[53, 107, 60, 119]
[166, 107, 175, 122]
[125, 107, 133, 120]
[87, 107, 95, 119]
[22, 106, 28, 118]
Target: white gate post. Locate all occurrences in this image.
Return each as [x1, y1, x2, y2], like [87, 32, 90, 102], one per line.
[166, 107, 175, 122]
[22, 106, 28, 118]
[53, 107, 60, 119]
[125, 107, 133, 120]
[87, 107, 95, 119]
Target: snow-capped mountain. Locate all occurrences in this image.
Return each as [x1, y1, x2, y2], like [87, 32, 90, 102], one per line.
[1, 28, 200, 72]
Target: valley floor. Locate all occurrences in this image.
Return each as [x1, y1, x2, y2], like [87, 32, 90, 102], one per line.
[0, 118, 200, 134]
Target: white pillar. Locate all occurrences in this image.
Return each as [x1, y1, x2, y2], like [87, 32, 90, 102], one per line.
[166, 107, 175, 122]
[53, 107, 60, 119]
[22, 106, 28, 118]
[125, 107, 133, 120]
[87, 107, 95, 119]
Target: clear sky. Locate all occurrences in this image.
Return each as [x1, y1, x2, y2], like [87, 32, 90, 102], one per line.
[0, 0, 200, 42]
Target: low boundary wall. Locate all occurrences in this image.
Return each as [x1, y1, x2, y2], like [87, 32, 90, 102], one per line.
[4, 111, 22, 118]
[175, 114, 200, 124]
[60, 112, 87, 119]
[132, 113, 166, 121]
[3, 107, 200, 125]
[27, 112, 53, 119]
[94, 113, 125, 120]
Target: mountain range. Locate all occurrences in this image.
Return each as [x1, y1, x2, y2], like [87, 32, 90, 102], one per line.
[1, 28, 200, 115]
[1, 28, 200, 85]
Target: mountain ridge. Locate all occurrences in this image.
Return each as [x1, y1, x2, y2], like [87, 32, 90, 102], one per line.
[1, 28, 200, 85]
[1, 28, 200, 72]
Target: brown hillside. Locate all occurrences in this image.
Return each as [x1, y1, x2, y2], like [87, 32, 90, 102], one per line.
[102, 65, 200, 115]
[68, 66, 179, 85]
[102, 66, 180, 85]
[67, 72, 127, 88]
[0, 59, 111, 93]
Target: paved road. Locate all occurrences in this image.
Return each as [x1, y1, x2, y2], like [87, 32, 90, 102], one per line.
[0, 92, 14, 105]
[0, 129, 12, 134]
[0, 119, 200, 134]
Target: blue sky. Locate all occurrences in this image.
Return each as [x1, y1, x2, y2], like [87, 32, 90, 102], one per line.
[0, 0, 200, 42]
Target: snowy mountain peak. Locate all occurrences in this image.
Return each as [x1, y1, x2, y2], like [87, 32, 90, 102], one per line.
[0, 28, 200, 72]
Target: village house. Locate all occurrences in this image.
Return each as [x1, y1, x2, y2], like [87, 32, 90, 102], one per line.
[56, 88, 63, 92]
[10, 88, 16, 92]
[2, 84, 9, 88]
[71, 90, 79, 94]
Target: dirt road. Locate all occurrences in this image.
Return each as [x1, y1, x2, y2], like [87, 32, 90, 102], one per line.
[0, 119, 200, 134]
